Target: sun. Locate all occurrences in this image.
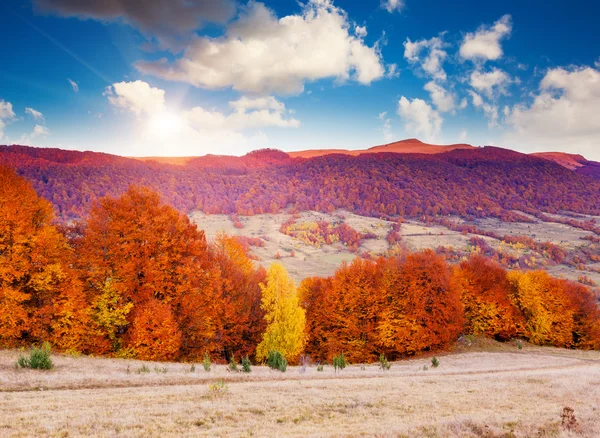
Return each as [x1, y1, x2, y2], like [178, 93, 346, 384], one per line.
[147, 110, 183, 137]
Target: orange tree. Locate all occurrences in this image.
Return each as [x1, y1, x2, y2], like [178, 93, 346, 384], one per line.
[0, 167, 95, 351]
[77, 186, 220, 360]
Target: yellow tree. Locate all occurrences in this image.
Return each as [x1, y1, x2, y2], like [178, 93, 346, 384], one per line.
[256, 263, 306, 362]
[508, 270, 575, 347]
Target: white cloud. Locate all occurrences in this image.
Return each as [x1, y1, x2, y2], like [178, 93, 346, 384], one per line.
[385, 63, 400, 79]
[0, 99, 16, 141]
[459, 14, 512, 62]
[0, 100, 15, 120]
[104, 80, 166, 116]
[184, 96, 300, 131]
[505, 66, 600, 158]
[378, 111, 394, 142]
[104, 80, 299, 156]
[482, 103, 499, 127]
[424, 81, 455, 113]
[18, 124, 50, 145]
[136, 0, 385, 95]
[381, 0, 405, 13]
[459, 98, 468, 109]
[355, 25, 367, 38]
[67, 78, 79, 92]
[458, 129, 468, 142]
[25, 107, 44, 121]
[404, 36, 447, 81]
[470, 68, 511, 98]
[467, 90, 499, 127]
[397, 96, 442, 142]
[35, 0, 236, 51]
[469, 90, 484, 107]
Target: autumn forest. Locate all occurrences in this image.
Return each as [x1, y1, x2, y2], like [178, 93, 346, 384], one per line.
[2, 157, 599, 364]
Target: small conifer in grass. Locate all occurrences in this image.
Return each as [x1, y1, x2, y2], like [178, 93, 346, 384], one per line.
[379, 353, 391, 370]
[267, 350, 287, 372]
[333, 352, 347, 373]
[229, 355, 239, 372]
[431, 356, 440, 368]
[241, 356, 252, 373]
[202, 352, 211, 372]
[16, 342, 53, 370]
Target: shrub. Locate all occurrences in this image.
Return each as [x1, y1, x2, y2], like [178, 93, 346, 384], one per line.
[241, 356, 252, 373]
[379, 354, 391, 370]
[208, 380, 228, 395]
[517, 340, 523, 350]
[202, 352, 211, 372]
[190, 364, 196, 372]
[317, 364, 324, 372]
[431, 357, 440, 368]
[267, 350, 287, 372]
[16, 342, 53, 370]
[153, 366, 168, 373]
[136, 364, 150, 374]
[333, 352, 347, 373]
[228, 355, 239, 372]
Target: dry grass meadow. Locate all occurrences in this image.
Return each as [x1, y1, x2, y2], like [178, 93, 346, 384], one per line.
[1, 340, 599, 437]
[189, 210, 600, 286]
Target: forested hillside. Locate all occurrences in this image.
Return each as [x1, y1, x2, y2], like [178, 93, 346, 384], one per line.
[1, 144, 600, 222]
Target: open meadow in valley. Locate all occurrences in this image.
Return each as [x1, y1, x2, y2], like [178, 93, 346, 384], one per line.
[1, 341, 600, 437]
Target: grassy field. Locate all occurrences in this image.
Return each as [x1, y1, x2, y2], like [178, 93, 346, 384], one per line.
[1, 340, 599, 437]
[189, 209, 600, 286]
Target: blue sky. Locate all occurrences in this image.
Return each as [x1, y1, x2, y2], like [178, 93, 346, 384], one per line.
[1, 0, 599, 158]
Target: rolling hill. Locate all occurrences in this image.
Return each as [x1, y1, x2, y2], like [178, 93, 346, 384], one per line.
[1, 141, 600, 223]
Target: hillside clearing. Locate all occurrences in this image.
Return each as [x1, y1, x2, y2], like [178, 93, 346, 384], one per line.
[1, 343, 599, 437]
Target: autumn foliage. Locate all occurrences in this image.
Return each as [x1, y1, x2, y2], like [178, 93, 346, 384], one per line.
[1, 168, 599, 363]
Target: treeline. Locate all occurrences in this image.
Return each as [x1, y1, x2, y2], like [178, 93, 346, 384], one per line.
[300, 253, 600, 363]
[1, 167, 599, 363]
[3, 145, 600, 223]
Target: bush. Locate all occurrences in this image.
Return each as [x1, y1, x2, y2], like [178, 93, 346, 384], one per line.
[136, 364, 150, 374]
[317, 364, 324, 372]
[208, 380, 228, 395]
[517, 340, 523, 350]
[267, 350, 287, 372]
[431, 357, 440, 368]
[202, 352, 211, 372]
[333, 352, 347, 373]
[228, 355, 239, 372]
[379, 354, 391, 370]
[241, 356, 252, 373]
[190, 364, 196, 373]
[16, 342, 53, 370]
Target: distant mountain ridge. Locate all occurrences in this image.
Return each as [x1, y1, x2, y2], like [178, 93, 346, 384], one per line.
[1, 141, 600, 221]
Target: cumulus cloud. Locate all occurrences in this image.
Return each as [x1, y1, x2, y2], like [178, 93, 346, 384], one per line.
[505, 66, 600, 158]
[67, 78, 79, 92]
[468, 90, 498, 127]
[459, 15, 512, 62]
[378, 111, 394, 142]
[404, 36, 448, 81]
[470, 68, 511, 98]
[381, 0, 405, 13]
[25, 107, 44, 121]
[104, 80, 299, 156]
[424, 81, 455, 113]
[104, 80, 166, 116]
[136, 0, 385, 95]
[397, 96, 442, 142]
[34, 0, 236, 51]
[0, 99, 16, 141]
[184, 96, 300, 131]
[18, 124, 51, 145]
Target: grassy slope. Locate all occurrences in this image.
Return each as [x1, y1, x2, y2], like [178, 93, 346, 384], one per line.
[1, 341, 599, 437]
